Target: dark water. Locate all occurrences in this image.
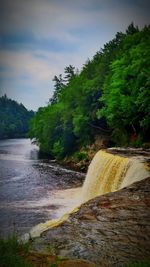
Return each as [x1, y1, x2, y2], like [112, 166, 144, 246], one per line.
[0, 139, 84, 238]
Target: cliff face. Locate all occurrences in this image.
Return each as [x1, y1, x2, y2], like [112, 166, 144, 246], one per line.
[31, 177, 150, 267]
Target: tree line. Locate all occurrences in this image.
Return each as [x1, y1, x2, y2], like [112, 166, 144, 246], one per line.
[0, 95, 34, 139]
[29, 23, 150, 158]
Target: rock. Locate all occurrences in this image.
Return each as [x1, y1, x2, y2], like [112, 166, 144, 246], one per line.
[107, 147, 150, 156]
[24, 251, 97, 267]
[58, 259, 97, 267]
[23, 251, 56, 267]
[31, 177, 150, 267]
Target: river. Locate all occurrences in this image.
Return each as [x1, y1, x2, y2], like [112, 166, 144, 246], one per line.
[0, 139, 84, 238]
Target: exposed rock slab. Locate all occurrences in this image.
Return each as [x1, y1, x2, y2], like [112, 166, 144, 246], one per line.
[107, 147, 150, 157]
[23, 251, 96, 267]
[31, 177, 150, 267]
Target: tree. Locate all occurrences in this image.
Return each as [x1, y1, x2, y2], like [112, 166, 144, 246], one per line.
[0, 95, 34, 139]
[64, 65, 75, 83]
[126, 22, 139, 35]
[97, 26, 150, 145]
[29, 24, 150, 158]
[49, 74, 64, 104]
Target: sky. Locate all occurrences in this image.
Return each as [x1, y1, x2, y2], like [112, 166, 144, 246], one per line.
[0, 0, 150, 111]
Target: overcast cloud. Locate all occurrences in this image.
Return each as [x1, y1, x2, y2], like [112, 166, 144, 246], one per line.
[0, 0, 150, 110]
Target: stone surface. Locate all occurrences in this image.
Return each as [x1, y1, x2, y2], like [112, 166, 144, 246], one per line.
[24, 252, 96, 267]
[31, 177, 150, 267]
[58, 259, 97, 267]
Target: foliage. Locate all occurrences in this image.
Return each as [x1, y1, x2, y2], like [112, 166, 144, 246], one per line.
[0, 95, 34, 139]
[29, 24, 150, 158]
[49, 74, 65, 105]
[97, 25, 150, 145]
[74, 151, 88, 161]
[0, 234, 32, 267]
[125, 260, 150, 267]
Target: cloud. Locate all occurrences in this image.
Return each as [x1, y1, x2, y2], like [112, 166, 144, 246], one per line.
[1, 0, 149, 39]
[0, 0, 150, 110]
[0, 47, 90, 110]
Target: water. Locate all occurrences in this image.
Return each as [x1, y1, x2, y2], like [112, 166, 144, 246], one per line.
[0, 139, 84, 238]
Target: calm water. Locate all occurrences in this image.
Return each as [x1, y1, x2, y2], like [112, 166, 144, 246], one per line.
[0, 139, 84, 238]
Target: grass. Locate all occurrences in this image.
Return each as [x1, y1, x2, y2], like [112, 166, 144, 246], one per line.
[0, 234, 32, 267]
[0, 234, 63, 267]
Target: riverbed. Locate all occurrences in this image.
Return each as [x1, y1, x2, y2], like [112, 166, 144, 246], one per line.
[0, 139, 84, 238]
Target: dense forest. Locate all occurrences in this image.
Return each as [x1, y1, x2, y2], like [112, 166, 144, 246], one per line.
[29, 23, 150, 159]
[0, 95, 34, 139]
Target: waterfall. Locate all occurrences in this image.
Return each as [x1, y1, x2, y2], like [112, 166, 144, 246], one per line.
[120, 157, 150, 188]
[22, 149, 150, 241]
[81, 150, 129, 203]
[81, 150, 149, 203]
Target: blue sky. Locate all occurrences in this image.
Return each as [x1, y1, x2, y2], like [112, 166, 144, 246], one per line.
[0, 0, 150, 110]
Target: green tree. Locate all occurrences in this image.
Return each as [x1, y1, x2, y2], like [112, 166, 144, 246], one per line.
[49, 74, 64, 105]
[97, 26, 150, 145]
[29, 24, 150, 158]
[64, 65, 75, 83]
[0, 95, 34, 139]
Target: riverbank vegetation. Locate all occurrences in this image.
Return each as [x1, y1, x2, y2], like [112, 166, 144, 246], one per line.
[0, 95, 34, 139]
[29, 24, 150, 159]
[0, 234, 32, 267]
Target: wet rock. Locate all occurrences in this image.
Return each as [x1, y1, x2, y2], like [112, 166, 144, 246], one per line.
[31, 177, 150, 267]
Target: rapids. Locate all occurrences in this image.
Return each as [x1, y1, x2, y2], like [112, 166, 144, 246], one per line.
[0, 139, 84, 238]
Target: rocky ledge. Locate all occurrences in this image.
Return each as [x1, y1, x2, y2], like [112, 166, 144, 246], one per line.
[31, 177, 150, 267]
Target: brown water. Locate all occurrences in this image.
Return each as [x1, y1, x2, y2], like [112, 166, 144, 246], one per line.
[0, 139, 84, 238]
